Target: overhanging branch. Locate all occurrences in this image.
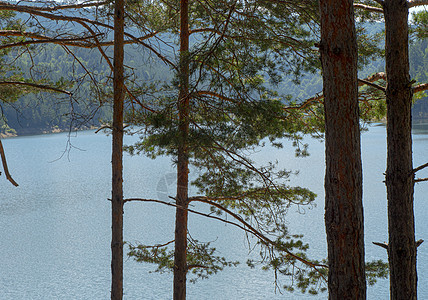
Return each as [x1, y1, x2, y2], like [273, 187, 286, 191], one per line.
[0, 139, 18, 186]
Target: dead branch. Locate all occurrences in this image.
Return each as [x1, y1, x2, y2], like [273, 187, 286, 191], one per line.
[366, 72, 386, 82]
[354, 3, 384, 13]
[372, 241, 388, 250]
[373, 239, 424, 250]
[413, 162, 428, 174]
[408, 0, 428, 8]
[0, 139, 19, 186]
[358, 78, 386, 92]
[0, 81, 72, 95]
[415, 177, 428, 183]
[414, 83, 428, 94]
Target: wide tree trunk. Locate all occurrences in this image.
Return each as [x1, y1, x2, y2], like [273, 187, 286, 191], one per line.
[319, 0, 366, 298]
[384, 1, 417, 298]
[174, 0, 190, 299]
[111, 0, 125, 298]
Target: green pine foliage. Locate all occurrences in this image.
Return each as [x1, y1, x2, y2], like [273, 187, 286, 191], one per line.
[122, 0, 330, 294]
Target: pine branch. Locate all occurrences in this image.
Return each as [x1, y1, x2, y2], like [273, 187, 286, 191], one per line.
[124, 197, 255, 236]
[0, 81, 72, 95]
[2, 1, 109, 12]
[0, 29, 159, 49]
[0, 139, 18, 187]
[190, 196, 328, 272]
[0, 33, 103, 50]
[0, 2, 174, 69]
[194, 90, 236, 102]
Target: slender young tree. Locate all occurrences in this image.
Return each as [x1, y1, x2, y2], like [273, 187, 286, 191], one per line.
[319, 0, 366, 298]
[174, 0, 190, 299]
[111, 0, 125, 297]
[125, 0, 329, 297]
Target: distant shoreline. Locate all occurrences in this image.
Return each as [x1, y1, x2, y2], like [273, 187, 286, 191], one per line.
[1, 119, 427, 139]
[0, 125, 98, 139]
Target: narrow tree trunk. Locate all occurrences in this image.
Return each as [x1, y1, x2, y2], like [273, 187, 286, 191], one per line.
[384, 1, 417, 298]
[319, 0, 366, 298]
[111, 0, 125, 297]
[174, 1, 190, 299]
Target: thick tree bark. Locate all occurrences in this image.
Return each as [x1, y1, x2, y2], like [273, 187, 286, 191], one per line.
[384, 1, 417, 299]
[319, 0, 366, 299]
[111, 0, 125, 298]
[174, 1, 190, 299]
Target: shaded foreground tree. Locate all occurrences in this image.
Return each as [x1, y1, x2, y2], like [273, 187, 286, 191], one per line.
[318, 0, 366, 298]
[383, 0, 418, 298]
[353, 2, 428, 298]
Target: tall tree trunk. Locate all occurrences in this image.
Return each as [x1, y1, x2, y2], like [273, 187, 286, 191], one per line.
[384, 1, 417, 298]
[111, 0, 125, 297]
[174, 0, 190, 299]
[319, 0, 366, 298]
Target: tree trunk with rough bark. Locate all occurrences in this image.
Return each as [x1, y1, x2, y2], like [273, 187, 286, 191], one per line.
[174, 0, 190, 299]
[111, 0, 124, 297]
[384, 1, 417, 298]
[319, 0, 366, 298]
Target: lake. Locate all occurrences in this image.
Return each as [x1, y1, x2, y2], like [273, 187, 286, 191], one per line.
[0, 124, 427, 299]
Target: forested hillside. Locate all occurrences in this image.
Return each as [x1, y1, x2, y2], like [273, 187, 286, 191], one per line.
[1, 25, 427, 136]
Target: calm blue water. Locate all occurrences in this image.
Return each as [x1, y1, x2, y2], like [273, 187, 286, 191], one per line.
[0, 124, 427, 299]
